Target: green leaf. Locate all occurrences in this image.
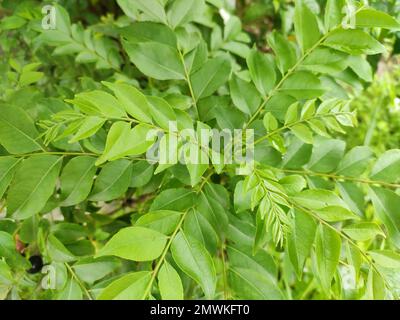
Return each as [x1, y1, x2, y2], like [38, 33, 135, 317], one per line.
[314, 206, 359, 222]
[56, 279, 82, 300]
[302, 48, 348, 74]
[285, 102, 299, 125]
[279, 175, 307, 194]
[97, 226, 167, 261]
[287, 209, 317, 277]
[150, 188, 195, 211]
[356, 8, 400, 30]
[324, 29, 386, 55]
[98, 271, 151, 300]
[19, 215, 39, 243]
[347, 55, 373, 82]
[97, 122, 155, 165]
[7, 156, 62, 220]
[234, 181, 252, 213]
[346, 242, 362, 282]
[132, 0, 167, 24]
[96, 121, 131, 163]
[370, 149, 400, 183]
[52, 223, 87, 244]
[71, 91, 126, 118]
[263, 112, 278, 132]
[343, 223, 385, 242]
[184, 209, 218, 254]
[60, 156, 97, 206]
[280, 71, 325, 99]
[53, 4, 71, 34]
[158, 261, 184, 300]
[0, 158, 20, 199]
[0, 260, 13, 299]
[102, 82, 152, 123]
[307, 137, 346, 173]
[190, 56, 232, 100]
[73, 257, 120, 285]
[47, 234, 76, 262]
[146, 96, 177, 130]
[116, 0, 139, 18]
[293, 189, 348, 210]
[186, 160, 208, 187]
[204, 183, 230, 210]
[69, 116, 106, 143]
[301, 100, 316, 120]
[0, 16, 26, 30]
[267, 31, 297, 74]
[282, 137, 312, 169]
[197, 192, 228, 234]
[123, 41, 185, 80]
[0, 231, 29, 269]
[66, 240, 95, 258]
[290, 124, 313, 144]
[89, 160, 132, 201]
[368, 250, 400, 269]
[294, 0, 321, 52]
[19, 71, 44, 87]
[120, 21, 177, 47]
[0, 106, 42, 154]
[315, 224, 341, 295]
[227, 245, 277, 281]
[369, 187, 400, 249]
[167, 0, 204, 29]
[228, 267, 283, 300]
[365, 270, 385, 300]
[171, 231, 216, 299]
[246, 49, 276, 96]
[229, 74, 261, 115]
[130, 161, 154, 188]
[336, 146, 373, 177]
[337, 182, 365, 217]
[324, 0, 345, 31]
[135, 210, 182, 235]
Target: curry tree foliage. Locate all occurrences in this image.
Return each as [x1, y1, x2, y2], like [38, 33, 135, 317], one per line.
[0, 0, 400, 300]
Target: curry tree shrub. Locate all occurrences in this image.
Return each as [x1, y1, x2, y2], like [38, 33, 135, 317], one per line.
[0, 0, 400, 300]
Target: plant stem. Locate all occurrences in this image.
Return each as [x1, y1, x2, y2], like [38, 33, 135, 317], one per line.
[141, 208, 191, 300]
[254, 112, 353, 145]
[197, 171, 214, 193]
[65, 262, 93, 300]
[178, 49, 200, 120]
[142, 172, 212, 299]
[299, 279, 315, 300]
[220, 241, 230, 300]
[275, 168, 400, 189]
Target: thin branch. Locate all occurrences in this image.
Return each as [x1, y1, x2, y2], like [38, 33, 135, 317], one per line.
[220, 241, 230, 300]
[178, 49, 200, 120]
[254, 112, 353, 145]
[276, 168, 400, 189]
[64, 262, 93, 300]
[141, 208, 191, 300]
[141, 171, 213, 299]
